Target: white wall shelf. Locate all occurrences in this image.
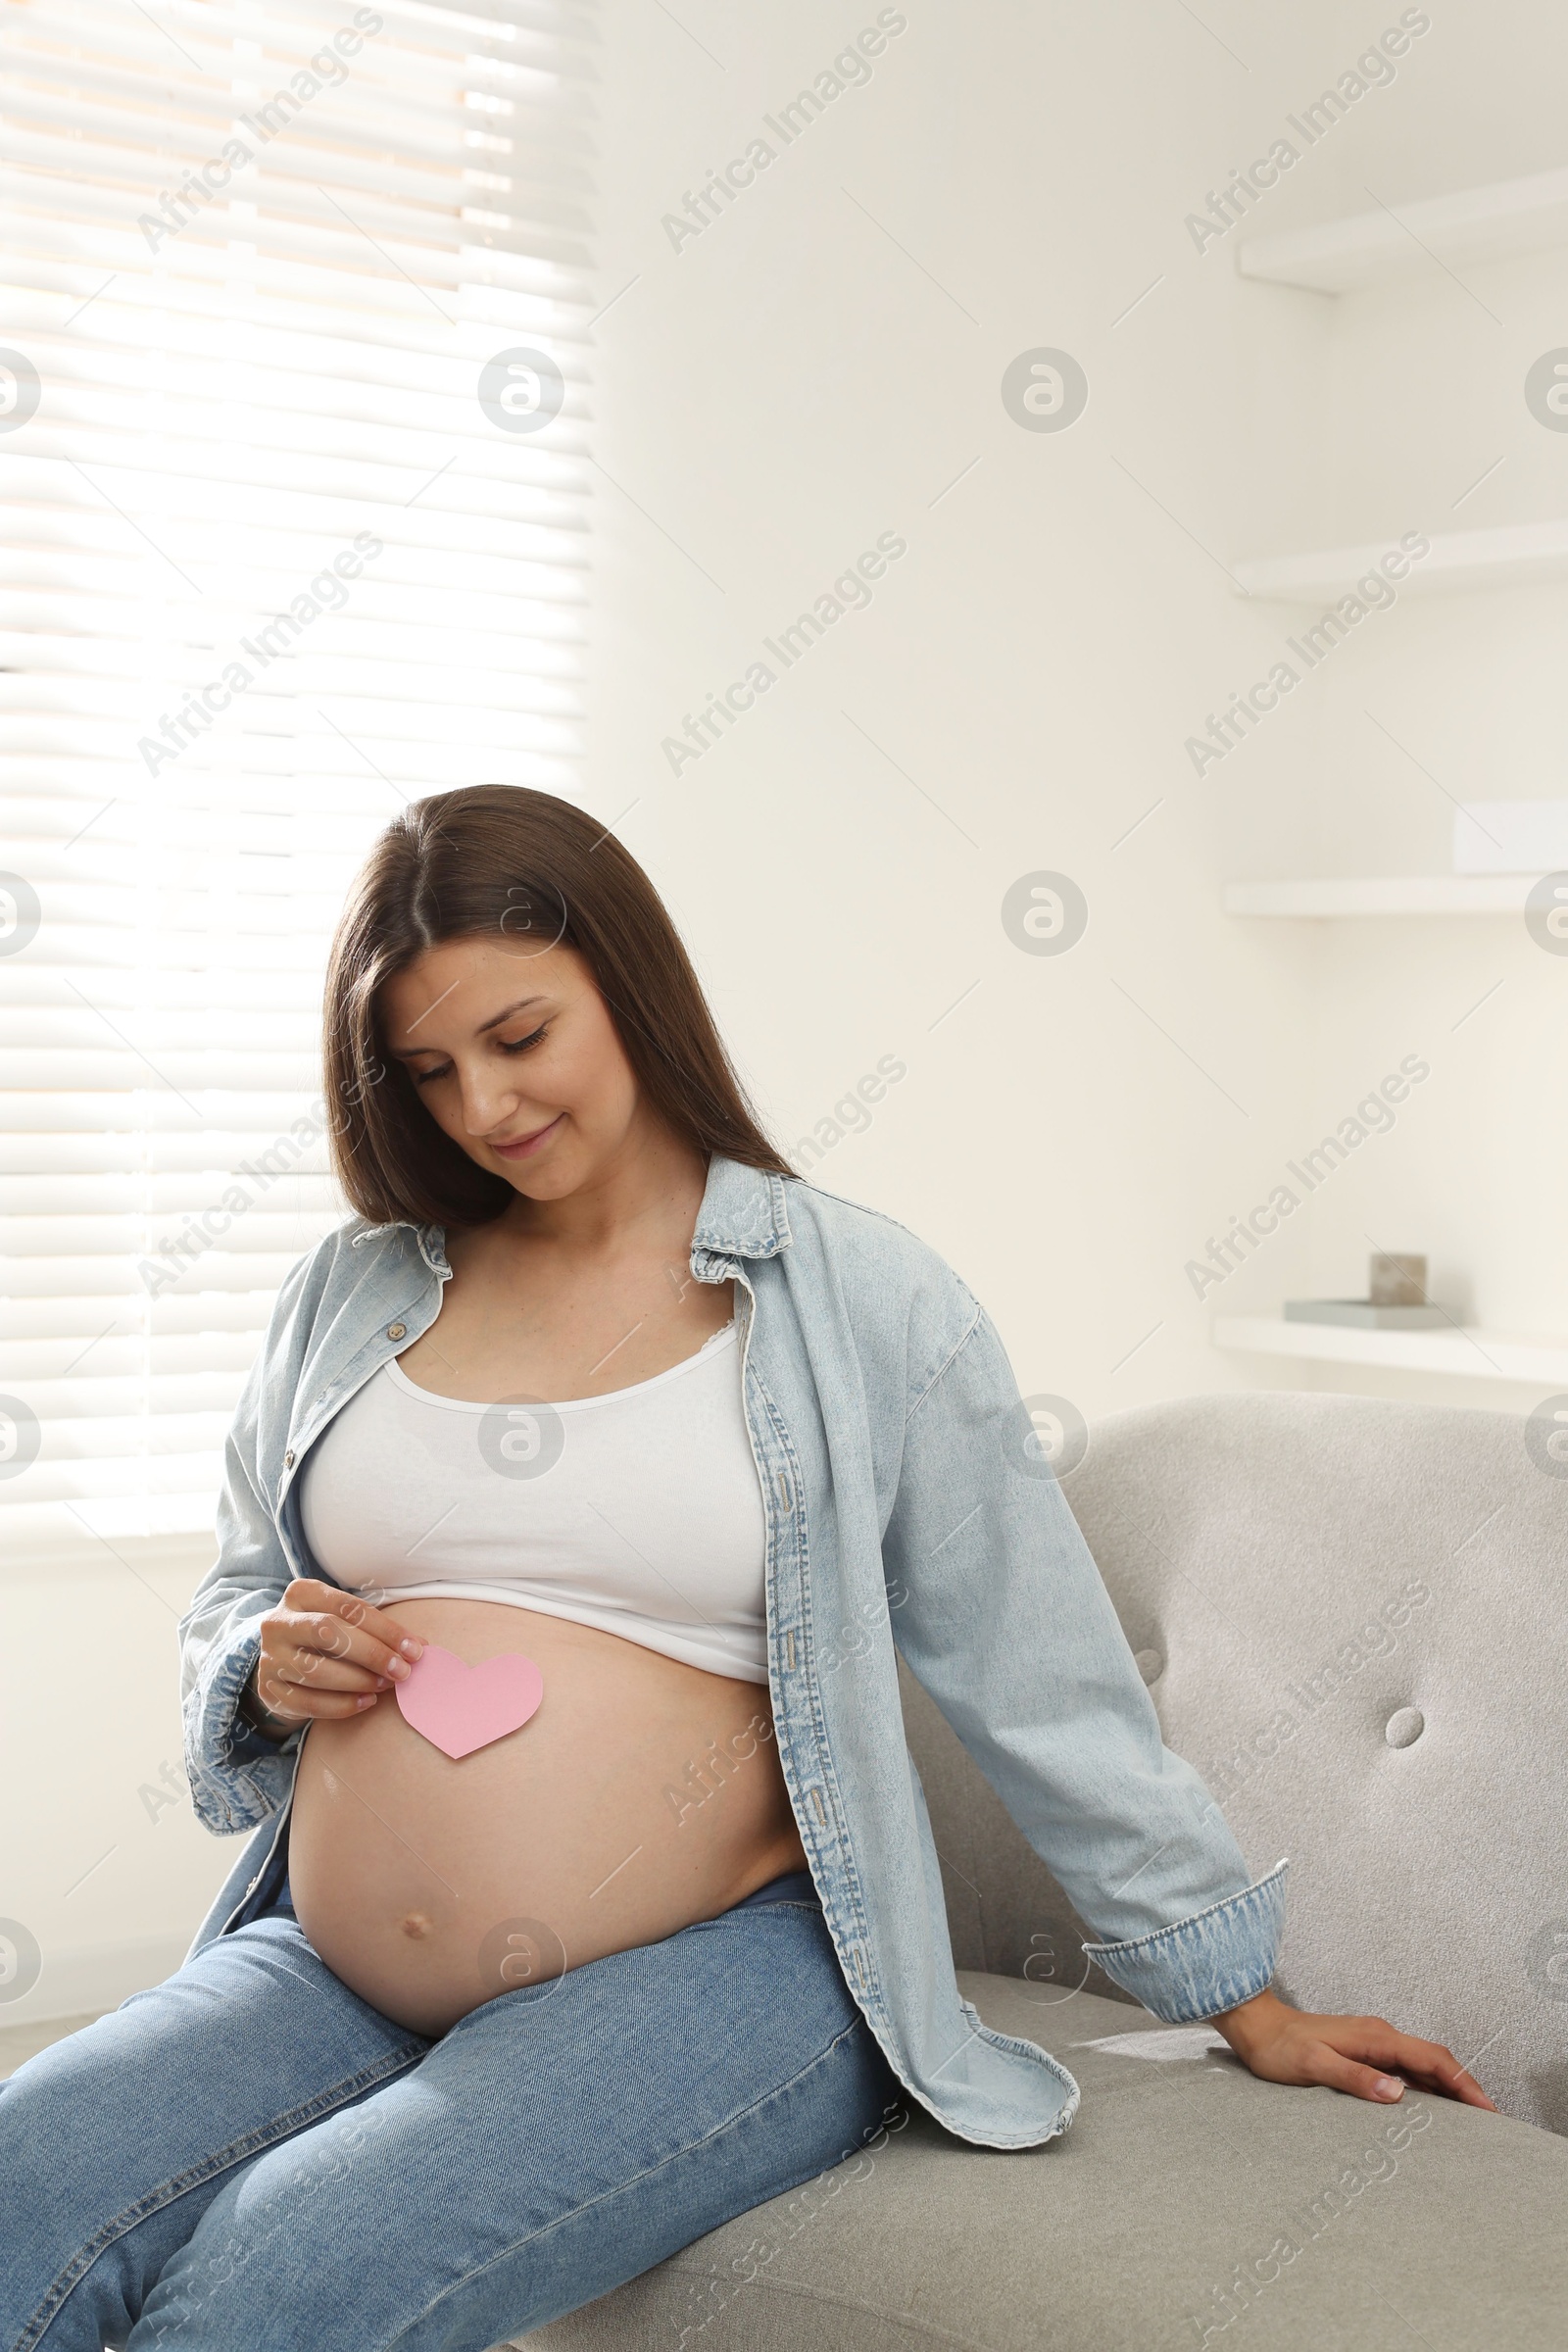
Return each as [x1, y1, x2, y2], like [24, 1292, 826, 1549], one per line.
[1224, 876, 1536, 916]
[1215, 1315, 1568, 1386]
[1234, 520, 1568, 603]
[1237, 166, 1568, 293]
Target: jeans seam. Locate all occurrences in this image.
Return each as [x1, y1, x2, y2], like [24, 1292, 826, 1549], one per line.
[11, 2041, 427, 2352]
[433, 1904, 825, 2046]
[706, 1900, 821, 1920]
[386, 2010, 875, 2350]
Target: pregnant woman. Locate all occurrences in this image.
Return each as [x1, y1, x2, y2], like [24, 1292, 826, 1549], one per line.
[4, 785, 1494, 2351]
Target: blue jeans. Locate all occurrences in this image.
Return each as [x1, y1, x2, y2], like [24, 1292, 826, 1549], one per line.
[1, 1871, 904, 2351]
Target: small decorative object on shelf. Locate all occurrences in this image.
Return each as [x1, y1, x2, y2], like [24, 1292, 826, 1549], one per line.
[1285, 1252, 1450, 1330]
[1370, 1252, 1428, 1306]
[1284, 1301, 1448, 1330]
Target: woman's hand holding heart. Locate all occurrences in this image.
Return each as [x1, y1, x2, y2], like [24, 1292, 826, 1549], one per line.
[240, 1579, 427, 1740]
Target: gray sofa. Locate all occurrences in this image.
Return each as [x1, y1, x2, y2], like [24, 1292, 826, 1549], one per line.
[530, 1393, 1568, 2349]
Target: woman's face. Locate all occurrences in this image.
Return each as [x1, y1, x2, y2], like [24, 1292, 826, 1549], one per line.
[378, 934, 647, 1201]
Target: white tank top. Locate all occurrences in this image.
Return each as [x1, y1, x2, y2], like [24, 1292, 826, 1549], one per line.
[298, 1319, 769, 1683]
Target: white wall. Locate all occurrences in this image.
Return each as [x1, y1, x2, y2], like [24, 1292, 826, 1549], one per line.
[582, 0, 1568, 1425]
[584, 0, 1324, 1428]
[1295, 13, 1568, 1391]
[4, 1538, 226, 2028]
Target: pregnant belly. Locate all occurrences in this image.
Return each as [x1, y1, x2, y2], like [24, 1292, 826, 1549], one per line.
[287, 1597, 810, 2034]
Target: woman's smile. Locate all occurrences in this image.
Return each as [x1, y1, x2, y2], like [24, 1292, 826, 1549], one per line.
[490, 1112, 566, 1160]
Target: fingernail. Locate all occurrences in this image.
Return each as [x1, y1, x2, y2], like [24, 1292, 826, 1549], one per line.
[1376, 2076, 1404, 2100]
[357, 1694, 376, 1709]
[400, 1640, 424, 1659]
[388, 1657, 411, 1680]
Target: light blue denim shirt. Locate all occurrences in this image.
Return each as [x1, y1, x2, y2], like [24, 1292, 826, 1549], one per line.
[179, 1152, 1286, 2149]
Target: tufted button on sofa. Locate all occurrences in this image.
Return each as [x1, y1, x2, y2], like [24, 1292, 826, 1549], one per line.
[520, 1394, 1568, 2350]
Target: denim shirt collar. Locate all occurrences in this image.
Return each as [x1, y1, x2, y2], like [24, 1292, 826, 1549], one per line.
[691, 1155, 793, 1262]
[349, 1218, 450, 1277]
[347, 1153, 793, 1277]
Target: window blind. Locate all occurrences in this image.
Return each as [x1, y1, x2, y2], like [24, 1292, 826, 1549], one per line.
[0, 0, 595, 1569]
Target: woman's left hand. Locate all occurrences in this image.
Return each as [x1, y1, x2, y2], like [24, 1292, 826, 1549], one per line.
[1211, 1987, 1498, 2110]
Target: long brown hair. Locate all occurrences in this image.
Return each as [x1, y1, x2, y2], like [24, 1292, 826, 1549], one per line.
[324, 785, 792, 1227]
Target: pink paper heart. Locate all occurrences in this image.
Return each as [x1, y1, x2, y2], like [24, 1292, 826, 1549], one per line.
[395, 1643, 544, 1760]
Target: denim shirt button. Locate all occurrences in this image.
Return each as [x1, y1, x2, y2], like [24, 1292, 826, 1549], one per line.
[283, 1449, 295, 1469]
[387, 1322, 407, 1341]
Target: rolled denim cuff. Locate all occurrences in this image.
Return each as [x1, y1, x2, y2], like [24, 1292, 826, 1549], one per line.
[182, 1613, 299, 1836]
[1081, 1858, 1289, 2022]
